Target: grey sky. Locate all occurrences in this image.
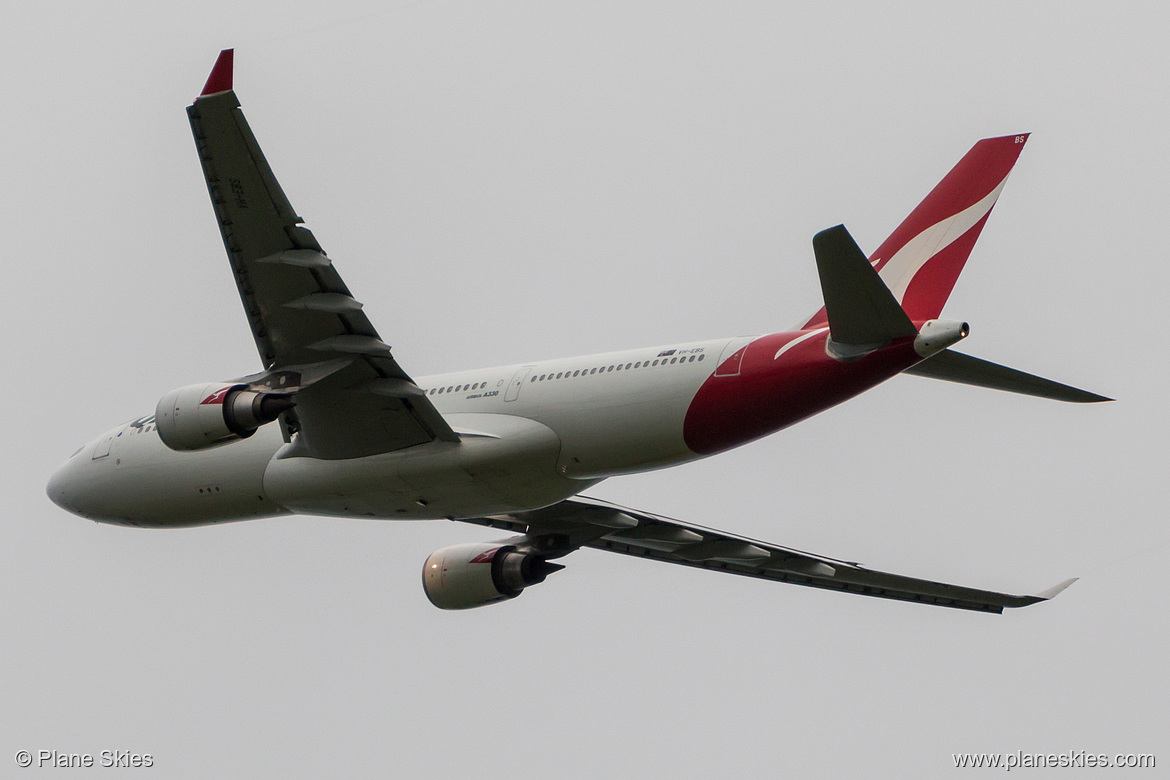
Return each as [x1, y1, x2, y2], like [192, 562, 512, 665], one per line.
[3, 2, 1165, 777]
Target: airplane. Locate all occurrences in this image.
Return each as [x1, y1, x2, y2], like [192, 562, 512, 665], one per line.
[46, 49, 1109, 614]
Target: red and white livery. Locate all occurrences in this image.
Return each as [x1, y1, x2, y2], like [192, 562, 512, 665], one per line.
[47, 51, 1107, 614]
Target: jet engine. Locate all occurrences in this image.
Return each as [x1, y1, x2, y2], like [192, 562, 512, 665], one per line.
[155, 382, 295, 452]
[422, 543, 564, 609]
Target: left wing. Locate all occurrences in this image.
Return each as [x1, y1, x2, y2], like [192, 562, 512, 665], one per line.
[462, 497, 1076, 613]
[187, 50, 457, 458]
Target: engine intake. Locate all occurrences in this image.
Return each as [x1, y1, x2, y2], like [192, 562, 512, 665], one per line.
[156, 382, 295, 452]
[422, 543, 563, 610]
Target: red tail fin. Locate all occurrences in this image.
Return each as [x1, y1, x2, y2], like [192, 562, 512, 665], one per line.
[805, 134, 1029, 328]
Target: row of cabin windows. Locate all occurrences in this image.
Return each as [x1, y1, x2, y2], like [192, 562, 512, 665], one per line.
[530, 353, 704, 382]
[426, 381, 488, 396]
[424, 353, 706, 396]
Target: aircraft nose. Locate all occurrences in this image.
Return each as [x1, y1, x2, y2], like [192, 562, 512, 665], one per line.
[46, 452, 83, 515]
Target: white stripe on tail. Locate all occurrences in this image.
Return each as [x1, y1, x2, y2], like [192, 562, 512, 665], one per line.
[805, 134, 1029, 328]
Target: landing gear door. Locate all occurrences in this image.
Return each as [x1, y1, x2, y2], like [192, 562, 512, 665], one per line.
[504, 366, 534, 402]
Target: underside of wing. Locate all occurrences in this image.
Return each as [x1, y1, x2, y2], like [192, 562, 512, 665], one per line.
[460, 497, 1075, 613]
[188, 51, 457, 459]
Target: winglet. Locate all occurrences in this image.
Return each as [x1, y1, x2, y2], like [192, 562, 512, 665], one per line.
[200, 49, 234, 97]
[1000, 577, 1078, 609]
[1035, 577, 1078, 601]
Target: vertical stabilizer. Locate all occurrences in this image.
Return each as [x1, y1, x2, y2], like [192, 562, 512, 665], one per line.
[806, 135, 1029, 328]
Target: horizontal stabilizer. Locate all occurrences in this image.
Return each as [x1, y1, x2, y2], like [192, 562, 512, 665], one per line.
[813, 225, 918, 347]
[905, 350, 1111, 403]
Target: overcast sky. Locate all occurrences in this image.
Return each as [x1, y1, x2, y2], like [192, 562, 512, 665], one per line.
[3, 2, 1166, 777]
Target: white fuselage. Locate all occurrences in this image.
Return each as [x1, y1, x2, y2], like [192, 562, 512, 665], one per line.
[48, 337, 745, 527]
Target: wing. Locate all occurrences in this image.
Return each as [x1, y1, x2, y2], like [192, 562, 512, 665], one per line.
[187, 50, 457, 459]
[462, 496, 1076, 613]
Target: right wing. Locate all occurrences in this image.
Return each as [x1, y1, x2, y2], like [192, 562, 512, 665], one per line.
[187, 50, 457, 458]
[462, 496, 1076, 614]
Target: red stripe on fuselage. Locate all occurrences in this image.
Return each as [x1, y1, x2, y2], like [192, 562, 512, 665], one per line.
[683, 331, 921, 456]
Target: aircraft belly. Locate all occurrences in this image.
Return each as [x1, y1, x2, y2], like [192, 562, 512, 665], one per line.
[264, 413, 586, 519]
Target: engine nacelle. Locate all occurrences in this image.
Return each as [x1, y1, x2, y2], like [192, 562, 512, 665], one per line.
[422, 543, 563, 610]
[155, 382, 294, 452]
